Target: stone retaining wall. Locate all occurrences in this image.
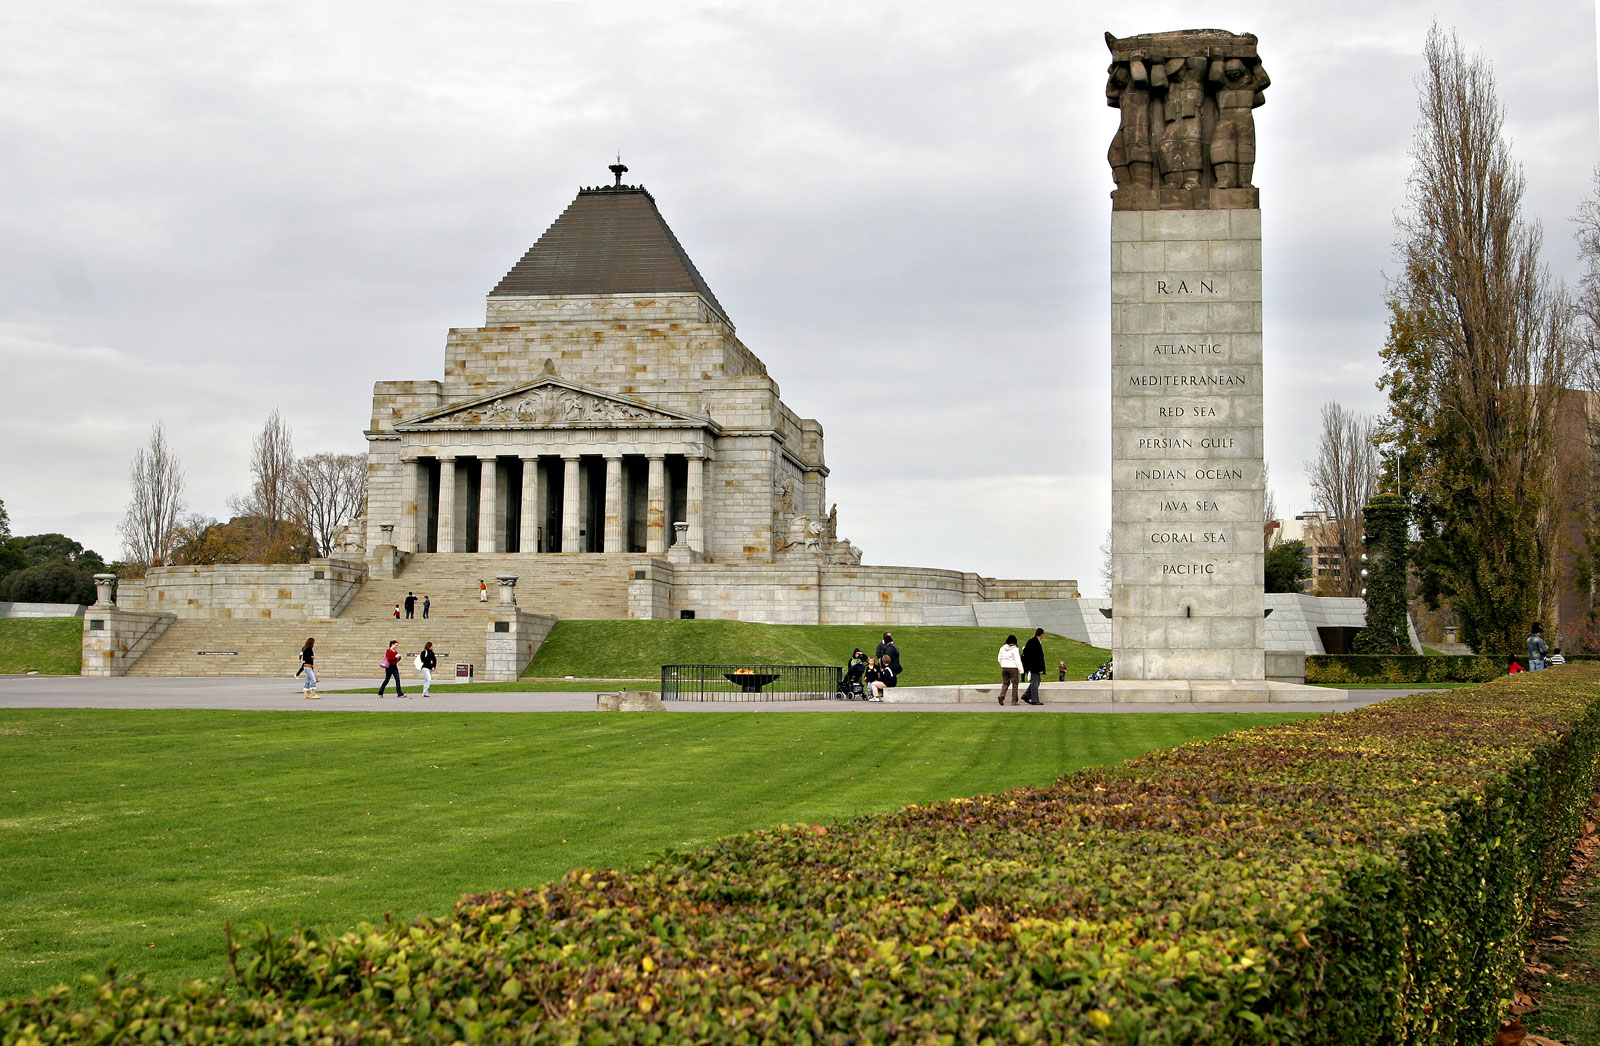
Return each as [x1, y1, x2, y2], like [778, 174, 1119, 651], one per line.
[115, 559, 367, 620]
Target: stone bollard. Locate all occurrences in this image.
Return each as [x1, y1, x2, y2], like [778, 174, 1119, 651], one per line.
[92, 573, 117, 607]
[496, 573, 518, 606]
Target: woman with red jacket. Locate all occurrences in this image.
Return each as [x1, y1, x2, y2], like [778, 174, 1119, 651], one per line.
[379, 640, 406, 698]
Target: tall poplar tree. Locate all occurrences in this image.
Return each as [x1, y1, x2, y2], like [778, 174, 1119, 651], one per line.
[1376, 25, 1573, 654]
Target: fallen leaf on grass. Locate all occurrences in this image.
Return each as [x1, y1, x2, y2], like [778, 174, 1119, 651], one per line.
[1511, 990, 1539, 1015]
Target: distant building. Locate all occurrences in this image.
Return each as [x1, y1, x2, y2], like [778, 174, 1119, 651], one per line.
[1268, 511, 1349, 595]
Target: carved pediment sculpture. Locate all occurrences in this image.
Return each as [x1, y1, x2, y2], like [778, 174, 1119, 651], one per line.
[408, 381, 689, 430]
[1104, 29, 1268, 209]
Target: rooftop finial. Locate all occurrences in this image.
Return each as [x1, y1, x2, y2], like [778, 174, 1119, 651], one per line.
[608, 154, 628, 188]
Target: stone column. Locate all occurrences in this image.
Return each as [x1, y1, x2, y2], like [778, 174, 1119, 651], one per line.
[520, 456, 541, 553]
[398, 456, 419, 553]
[645, 454, 667, 554]
[1104, 30, 1268, 690]
[686, 453, 706, 552]
[479, 456, 499, 554]
[561, 454, 582, 553]
[603, 453, 624, 553]
[436, 456, 458, 553]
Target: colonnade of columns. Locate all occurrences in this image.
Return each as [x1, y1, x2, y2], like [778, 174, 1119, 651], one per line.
[396, 451, 708, 556]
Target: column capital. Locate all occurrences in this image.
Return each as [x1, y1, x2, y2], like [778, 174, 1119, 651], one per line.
[646, 452, 665, 462]
[602, 449, 625, 461]
[438, 453, 457, 464]
[561, 451, 581, 461]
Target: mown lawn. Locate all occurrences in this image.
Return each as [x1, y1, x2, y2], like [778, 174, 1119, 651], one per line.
[0, 618, 81, 675]
[0, 707, 1309, 999]
[522, 620, 1108, 685]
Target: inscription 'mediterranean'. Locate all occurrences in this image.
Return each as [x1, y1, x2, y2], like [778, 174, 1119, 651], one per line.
[1128, 373, 1246, 388]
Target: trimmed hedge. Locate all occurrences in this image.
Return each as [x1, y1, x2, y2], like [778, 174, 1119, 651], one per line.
[7, 671, 1600, 1043]
[1308, 653, 1600, 683]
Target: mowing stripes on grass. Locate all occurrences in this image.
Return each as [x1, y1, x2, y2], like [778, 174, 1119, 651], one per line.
[0, 708, 1309, 998]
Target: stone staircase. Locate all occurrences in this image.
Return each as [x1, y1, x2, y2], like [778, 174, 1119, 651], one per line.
[124, 552, 652, 677]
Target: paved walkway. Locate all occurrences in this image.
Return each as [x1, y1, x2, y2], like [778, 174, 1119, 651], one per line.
[0, 675, 1411, 713]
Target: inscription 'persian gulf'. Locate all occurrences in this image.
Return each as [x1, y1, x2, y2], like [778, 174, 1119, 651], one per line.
[1135, 436, 1237, 450]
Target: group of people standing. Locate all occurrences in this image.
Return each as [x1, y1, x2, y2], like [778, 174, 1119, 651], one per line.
[839, 632, 904, 701]
[997, 629, 1048, 706]
[295, 638, 439, 699]
[394, 592, 432, 620]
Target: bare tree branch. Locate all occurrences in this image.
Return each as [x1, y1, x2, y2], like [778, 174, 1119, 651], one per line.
[288, 453, 368, 557]
[1305, 402, 1379, 597]
[118, 423, 187, 568]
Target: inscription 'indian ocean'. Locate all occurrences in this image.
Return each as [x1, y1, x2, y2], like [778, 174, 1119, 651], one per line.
[1152, 343, 1223, 355]
[1128, 373, 1246, 388]
[1133, 468, 1246, 481]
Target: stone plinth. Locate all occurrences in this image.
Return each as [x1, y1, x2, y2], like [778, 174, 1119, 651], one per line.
[483, 610, 557, 682]
[597, 690, 666, 711]
[1110, 207, 1265, 682]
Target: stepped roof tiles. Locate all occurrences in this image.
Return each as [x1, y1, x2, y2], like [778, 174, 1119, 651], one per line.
[490, 180, 729, 324]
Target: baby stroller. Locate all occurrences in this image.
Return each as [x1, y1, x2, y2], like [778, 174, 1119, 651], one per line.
[835, 660, 867, 700]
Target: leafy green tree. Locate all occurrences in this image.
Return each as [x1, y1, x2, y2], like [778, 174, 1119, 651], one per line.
[12, 534, 104, 571]
[1353, 493, 1416, 653]
[0, 562, 97, 605]
[1264, 539, 1311, 594]
[1375, 26, 1573, 654]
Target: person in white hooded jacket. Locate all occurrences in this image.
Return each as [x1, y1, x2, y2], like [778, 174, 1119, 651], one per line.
[997, 635, 1024, 706]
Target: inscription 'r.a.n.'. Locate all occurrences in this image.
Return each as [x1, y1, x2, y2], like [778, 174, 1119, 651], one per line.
[1156, 279, 1215, 295]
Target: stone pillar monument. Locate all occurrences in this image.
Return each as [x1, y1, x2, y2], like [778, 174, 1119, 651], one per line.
[1106, 29, 1269, 700]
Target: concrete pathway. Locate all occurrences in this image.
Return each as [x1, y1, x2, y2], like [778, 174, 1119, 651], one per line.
[0, 675, 1411, 713]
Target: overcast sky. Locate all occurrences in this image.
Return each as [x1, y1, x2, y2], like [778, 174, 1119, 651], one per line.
[3, 1, 1597, 593]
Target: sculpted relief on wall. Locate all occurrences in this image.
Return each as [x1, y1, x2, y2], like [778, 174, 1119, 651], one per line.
[428, 385, 675, 428]
[1105, 29, 1268, 210]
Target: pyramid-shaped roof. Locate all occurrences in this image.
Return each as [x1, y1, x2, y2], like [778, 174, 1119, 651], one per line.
[489, 184, 729, 323]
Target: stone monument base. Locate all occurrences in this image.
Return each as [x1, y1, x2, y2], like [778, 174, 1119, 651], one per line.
[881, 680, 1348, 705]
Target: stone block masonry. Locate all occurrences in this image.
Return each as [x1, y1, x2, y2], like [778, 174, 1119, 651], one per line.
[1110, 208, 1264, 682]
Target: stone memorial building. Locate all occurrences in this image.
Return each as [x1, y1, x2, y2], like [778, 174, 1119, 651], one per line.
[354, 163, 1075, 623]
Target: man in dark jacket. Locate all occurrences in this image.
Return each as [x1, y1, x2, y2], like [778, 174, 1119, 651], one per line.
[1021, 627, 1046, 705]
[875, 632, 902, 685]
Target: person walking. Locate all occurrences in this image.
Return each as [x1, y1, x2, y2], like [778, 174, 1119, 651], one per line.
[875, 631, 902, 683]
[418, 641, 437, 697]
[1021, 627, 1046, 705]
[404, 592, 416, 619]
[997, 635, 1024, 706]
[479, 579, 488, 603]
[1527, 623, 1550, 671]
[378, 640, 405, 697]
[299, 637, 318, 699]
[422, 595, 430, 620]
[393, 604, 401, 619]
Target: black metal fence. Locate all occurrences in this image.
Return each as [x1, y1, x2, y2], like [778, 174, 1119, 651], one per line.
[660, 663, 843, 702]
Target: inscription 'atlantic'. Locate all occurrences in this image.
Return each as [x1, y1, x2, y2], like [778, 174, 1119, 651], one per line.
[1128, 373, 1246, 388]
[1152, 343, 1222, 355]
[1156, 279, 1215, 295]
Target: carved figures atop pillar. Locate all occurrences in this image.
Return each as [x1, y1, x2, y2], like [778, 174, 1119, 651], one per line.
[1104, 29, 1268, 210]
[495, 573, 518, 606]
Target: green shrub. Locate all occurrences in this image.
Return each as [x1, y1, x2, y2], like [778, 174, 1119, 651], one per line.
[7, 671, 1600, 1043]
[1309, 653, 1508, 683]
